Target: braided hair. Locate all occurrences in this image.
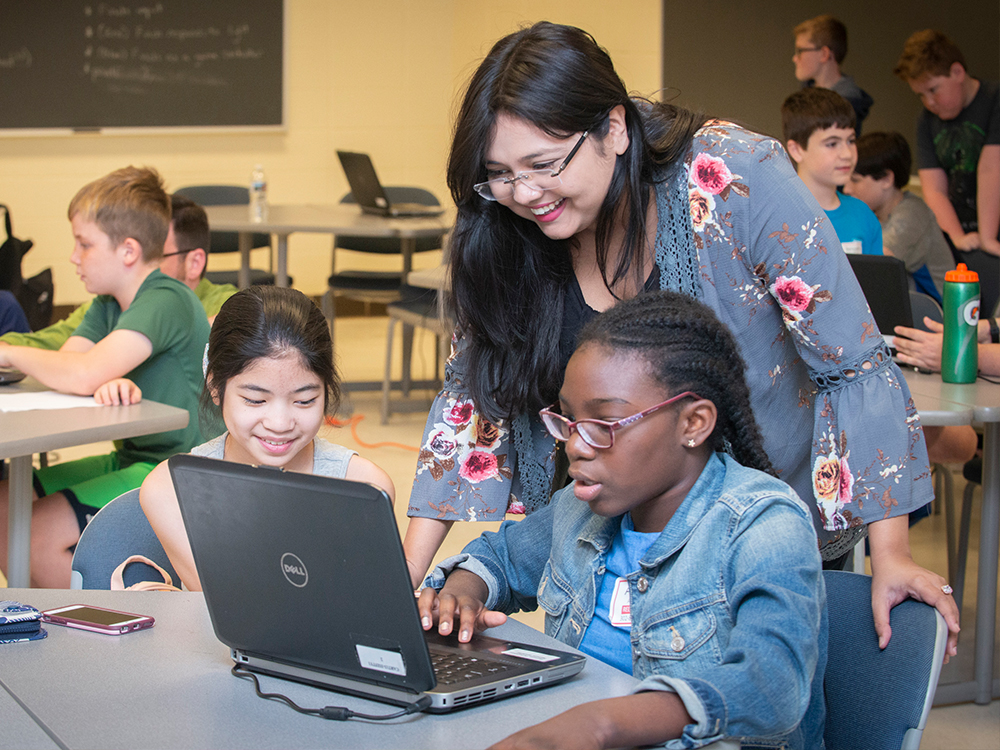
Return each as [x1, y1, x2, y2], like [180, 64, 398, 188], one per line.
[576, 290, 774, 475]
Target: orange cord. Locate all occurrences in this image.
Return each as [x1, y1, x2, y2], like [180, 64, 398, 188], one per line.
[326, 414, 420, 452]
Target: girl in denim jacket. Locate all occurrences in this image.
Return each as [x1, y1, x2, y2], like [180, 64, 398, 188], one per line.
[418, 291, 826, 750]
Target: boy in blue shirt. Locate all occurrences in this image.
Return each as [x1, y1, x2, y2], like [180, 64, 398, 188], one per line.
[782, 87, 883, 257]
[0, 166, 210, 588]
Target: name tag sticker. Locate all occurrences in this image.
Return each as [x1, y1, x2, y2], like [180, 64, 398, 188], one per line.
[609, 577, 631, 627]
[841, 240, 863, 255]
[501, 647, 559, 663]
[356, 644, 406, 676]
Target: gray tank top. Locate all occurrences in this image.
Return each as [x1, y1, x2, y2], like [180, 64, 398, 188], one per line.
[190, 434, 355, 478]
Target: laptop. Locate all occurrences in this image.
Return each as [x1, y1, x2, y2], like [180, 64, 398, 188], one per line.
[337, 151, 445, 217]
[167, 454, 585, 712]
[846, 254, 913, 350]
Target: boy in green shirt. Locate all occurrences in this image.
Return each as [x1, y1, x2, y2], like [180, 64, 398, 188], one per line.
[0, 193, 236, 350]
[0, 167, 211, 588]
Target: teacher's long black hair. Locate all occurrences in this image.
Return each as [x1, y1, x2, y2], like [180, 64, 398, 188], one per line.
[447, 21, 705, 423]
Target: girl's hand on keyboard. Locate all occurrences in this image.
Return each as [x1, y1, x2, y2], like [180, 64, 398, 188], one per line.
[417, 570, 507, 642]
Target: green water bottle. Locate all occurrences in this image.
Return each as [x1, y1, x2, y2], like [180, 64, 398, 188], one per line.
[941, 263, 980, 384]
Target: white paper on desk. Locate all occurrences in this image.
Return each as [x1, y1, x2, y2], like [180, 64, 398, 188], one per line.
[0, 391, 102, 412]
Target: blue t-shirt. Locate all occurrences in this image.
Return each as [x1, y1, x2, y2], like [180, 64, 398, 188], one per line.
[578, 513, 660, 674]
[826, 193, 883, 256]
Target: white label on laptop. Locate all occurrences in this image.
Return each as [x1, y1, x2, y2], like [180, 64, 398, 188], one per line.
[501, 647, 559, 663]
[356, 644, 407, 676]
[842, 240, 863, 255]
[883, 334, 896, 350]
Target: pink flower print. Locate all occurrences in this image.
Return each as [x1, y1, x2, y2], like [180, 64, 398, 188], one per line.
[771, 275, 814, 312]
[691, 152, 734, 195]
[508, 499, 526, 515]
[838, 454, 854, 504]
[458, 450, 499, 482]
[444, 399, 474, 427]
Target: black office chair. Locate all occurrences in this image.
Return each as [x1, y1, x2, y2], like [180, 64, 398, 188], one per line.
[908, 291, 943, 331]
[322, 186, 443, 315]
[174, 185, 278, 287]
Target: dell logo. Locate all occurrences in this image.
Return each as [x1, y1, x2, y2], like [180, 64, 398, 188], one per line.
[280, 553, 308, 587]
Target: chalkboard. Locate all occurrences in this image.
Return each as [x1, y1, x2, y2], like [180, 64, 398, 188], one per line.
[0, 1, 283, 132]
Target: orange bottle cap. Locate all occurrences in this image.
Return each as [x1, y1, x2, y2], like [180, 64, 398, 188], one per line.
[945, 263, 979, 282]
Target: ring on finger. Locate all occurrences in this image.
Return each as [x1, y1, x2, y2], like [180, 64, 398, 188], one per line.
[942, 584, 954, 595]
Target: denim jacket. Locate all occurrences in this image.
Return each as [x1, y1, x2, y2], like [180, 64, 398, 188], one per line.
[428, 454, 827, 749]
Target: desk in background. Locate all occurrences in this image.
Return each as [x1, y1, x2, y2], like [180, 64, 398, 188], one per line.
[1, 379, 189, 588]
[0, 589, 637, 750]
[203, 204, 452, 290]
[901, 369, 1000, 706]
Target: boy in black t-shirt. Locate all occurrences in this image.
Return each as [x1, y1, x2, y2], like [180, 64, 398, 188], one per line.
[895, 29, 1000, 313]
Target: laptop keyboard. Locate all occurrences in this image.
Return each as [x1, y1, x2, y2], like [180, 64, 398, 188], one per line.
[431, 650, 512, 685]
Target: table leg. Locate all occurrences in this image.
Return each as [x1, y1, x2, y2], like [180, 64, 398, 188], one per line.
[238, 232, 251, 289]
[277, 233, 289, 287]
[974, 421, 999, 704]
[401, 237, 415, 277]
[7, 455, 33, 588]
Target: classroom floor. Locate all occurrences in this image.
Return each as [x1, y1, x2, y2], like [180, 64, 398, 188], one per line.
[8, 313, 997, 748]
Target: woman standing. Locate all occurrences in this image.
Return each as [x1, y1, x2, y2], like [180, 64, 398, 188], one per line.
[404, 21, 958, 656]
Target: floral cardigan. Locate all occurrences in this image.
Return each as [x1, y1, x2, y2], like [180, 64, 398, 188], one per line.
[408, 123, 932, 558]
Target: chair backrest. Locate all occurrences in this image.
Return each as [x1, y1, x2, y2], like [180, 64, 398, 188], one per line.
[908, 291, 943, 332]
[335, 187, 443, 255]
[174, 184, 270, 255]
[70, 488, 181, 590]
[823, 571, 947, 750]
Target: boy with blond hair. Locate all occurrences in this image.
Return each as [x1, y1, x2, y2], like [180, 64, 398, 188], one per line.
[0, 166, 210, 588]
[792, 14, 873, 134]
[782, 87, 883, 257]
[0, 193, 235, 350]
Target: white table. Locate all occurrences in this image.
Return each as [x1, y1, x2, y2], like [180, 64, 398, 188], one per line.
[901, 368, 1000, 705]
[204, 204, 452, 289]
[1, 379, 189, 588]
[0, 589, 637, 750]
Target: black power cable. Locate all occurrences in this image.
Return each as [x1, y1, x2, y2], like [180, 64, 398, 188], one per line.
[231, 664, 432, 721]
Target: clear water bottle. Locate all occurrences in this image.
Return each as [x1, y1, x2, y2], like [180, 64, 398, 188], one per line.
[249, 164, 268, 222]
[941, 263, 980, 384]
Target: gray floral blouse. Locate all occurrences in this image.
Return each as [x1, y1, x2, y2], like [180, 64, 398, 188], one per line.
[408, 123, 932, 558]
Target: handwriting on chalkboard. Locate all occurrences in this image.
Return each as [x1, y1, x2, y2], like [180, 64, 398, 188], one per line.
[0, 0, 283, 130]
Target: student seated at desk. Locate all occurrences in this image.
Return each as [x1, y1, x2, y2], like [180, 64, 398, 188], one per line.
[140, 286, 395, 591]
[895, 315, 999, 465]
[782, 87, 883, 257]
[419, 292, 826, 750]
[0, 167, 210, 588]
[0, 193, 237, 352]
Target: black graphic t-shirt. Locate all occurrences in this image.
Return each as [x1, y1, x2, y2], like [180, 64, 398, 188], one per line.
[917, 80, 1000, 233]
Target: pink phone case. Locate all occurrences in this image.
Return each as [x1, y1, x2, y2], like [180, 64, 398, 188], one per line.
[41, 604, 155, 636]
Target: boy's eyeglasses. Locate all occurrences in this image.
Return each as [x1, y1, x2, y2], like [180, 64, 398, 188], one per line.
[539, 391, 700, 449]
[793, 46, 822, 56]
[474, 131, 589, 201]
[161, 248, 198, 258]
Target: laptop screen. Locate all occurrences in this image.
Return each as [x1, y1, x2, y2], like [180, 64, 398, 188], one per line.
[168, 455, 436, 693]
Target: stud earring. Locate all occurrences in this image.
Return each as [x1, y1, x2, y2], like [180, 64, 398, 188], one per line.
[686, 439, 696, 448]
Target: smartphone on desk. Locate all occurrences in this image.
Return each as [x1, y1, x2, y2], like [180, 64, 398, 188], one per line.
[41, 604, 154, 635]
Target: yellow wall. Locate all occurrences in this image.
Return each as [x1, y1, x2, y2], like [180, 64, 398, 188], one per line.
[0, 0, 661, 304]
